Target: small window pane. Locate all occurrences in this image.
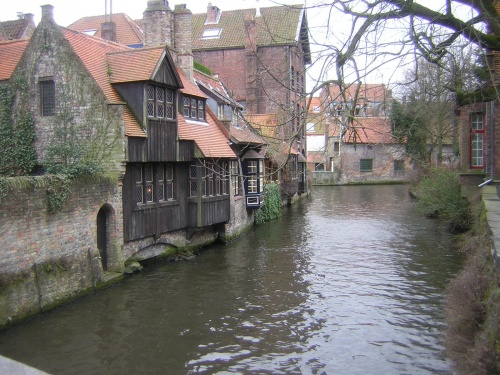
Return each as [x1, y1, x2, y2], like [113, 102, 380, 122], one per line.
[40, 80, 55, 116]
[157, 87, 164, 102]
[147, 102, 155, 117]
[147, 86, 155, 100]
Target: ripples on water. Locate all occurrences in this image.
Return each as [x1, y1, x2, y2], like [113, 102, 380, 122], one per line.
[0, 185, 462, 375]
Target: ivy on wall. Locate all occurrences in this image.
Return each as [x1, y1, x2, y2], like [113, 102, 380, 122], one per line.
[254, 182, 282, 225]
[0, 79, 37, 176]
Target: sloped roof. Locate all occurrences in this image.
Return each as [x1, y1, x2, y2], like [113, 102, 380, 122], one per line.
[0, 17, 35, 40]
[326, 83, 389, 103]
[178, 68, 207, 98]
[61, 27, 129, 103]
[0, 39, 28, 81]
[194, 70, 240, 108]
[334, 117, 396, 144]
[245, 113, 279, 139]
[176, 69, 235, 158]
[67, 13, 143, 46]
[61, 28, 145, 137]
[178, 112, 236, 158]
[107, 47, 166, 83]
[194, 69, 265, 146]
[192, 4, 304, 50]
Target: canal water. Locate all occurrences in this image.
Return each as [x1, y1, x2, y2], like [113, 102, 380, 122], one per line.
[0, 185, 462, 375]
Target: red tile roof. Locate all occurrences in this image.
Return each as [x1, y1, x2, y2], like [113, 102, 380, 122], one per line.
[178, 111, 236, 158]
[0, 39, 29, 81]
[331, 117, 396, 144]
[107, 47, 165, 83]
[61, 27, 129, 103]
[178, 68, 208, 98]
[67, 14, 143, 46]
[61, 28, 145, 138]
[326, 83, 389, 103]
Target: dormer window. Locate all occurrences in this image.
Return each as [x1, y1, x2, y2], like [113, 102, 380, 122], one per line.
[182, 95, 206, 121]
[147, 85, 174, 120]
[202, 28, 222, 39]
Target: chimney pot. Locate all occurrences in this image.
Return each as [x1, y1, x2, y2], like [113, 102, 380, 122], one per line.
[41, 4, 54, 22]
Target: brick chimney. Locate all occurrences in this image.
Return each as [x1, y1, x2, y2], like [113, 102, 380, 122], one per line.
[143, 0, 173, 47]
[245, 15, 258, 114]
[205, 3, 221, 24]
[41, 4, 54, 22]
[101, 21, 117, 42]
[174, 4, 193, 82]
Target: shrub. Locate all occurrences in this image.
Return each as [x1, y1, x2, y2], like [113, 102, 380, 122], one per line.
[254, 182, 282, 225]
[413, 167, 471, 233]
[445, 222, 500, 375]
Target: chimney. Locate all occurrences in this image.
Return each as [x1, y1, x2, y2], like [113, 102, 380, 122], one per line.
[205, 3, 221, 24]
[245, 15, 258, 114]
[174, 5, 194, 82]
[24, 13, 35, 23]
[101, 21, 117, 42]
[255, 0, 261, 17]
[143, 0, 173, 47]
[41, 4, 54, 22]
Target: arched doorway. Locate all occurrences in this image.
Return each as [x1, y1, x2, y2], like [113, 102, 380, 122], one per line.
[97, 207, 109, 271]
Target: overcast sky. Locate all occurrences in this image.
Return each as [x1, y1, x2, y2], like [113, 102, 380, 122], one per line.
[0, 0, 298, 25]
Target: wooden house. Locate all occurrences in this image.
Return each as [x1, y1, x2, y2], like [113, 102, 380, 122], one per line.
[1, 4, 242, 271]
[194, 69, 267, 209]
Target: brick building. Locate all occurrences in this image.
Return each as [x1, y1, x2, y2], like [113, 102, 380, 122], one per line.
[0, 13, 35, 41]
[313, 83, 411, 185]
[191, 3, 311, 198]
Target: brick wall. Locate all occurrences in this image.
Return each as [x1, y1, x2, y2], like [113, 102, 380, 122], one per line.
[0, 177, 123, 329]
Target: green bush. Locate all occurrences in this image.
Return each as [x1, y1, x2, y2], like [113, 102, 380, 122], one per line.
[413, 167, 471, 233]
[254, 182, 282, 225]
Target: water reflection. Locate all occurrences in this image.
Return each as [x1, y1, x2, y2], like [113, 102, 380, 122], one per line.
[0, 185, 461, 374]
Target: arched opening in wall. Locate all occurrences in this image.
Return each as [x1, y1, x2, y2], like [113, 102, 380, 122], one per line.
[97, 205, 114, 271]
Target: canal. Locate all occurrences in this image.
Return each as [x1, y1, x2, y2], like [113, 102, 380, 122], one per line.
[0, 185, 462, 374]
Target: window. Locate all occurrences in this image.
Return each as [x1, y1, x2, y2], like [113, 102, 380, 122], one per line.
[360, 159, 373, 172]
[470, 113, 484, 168]
[202, 28, 222, 39]
[135, 163, 174, 205]
[333, 142, 340, 152]
[245, 159, 264, 194]
[217, 103, 225, 119]
[147, 85, 174, 120]
[183, 95, 205, 121]
[40, 80, 55, 116]
[190, 161, 229, 197]
[158, 164, 174, 201]
[394, 160, 405, 175]
[230, 160, 240, 196]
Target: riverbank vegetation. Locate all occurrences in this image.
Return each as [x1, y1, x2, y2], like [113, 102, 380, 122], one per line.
[412, 166, 499, 374]
[412, 167, 472, 234]
[254, 182, 282, 225]
[445, 213, 500, 375]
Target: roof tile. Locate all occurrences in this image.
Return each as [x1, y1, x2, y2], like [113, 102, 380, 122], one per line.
[0, 39, 29, 81]
[68, 14, 143, 46]
[178, 111, 236, 158]
[192, 5, 303, 50]
[107, 47, 165, 83]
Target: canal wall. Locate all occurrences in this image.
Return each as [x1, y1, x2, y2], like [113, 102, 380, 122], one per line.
[0, 176, 122, 329]
[0, 175, 257, 330]
[480, 184, 500, 267]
